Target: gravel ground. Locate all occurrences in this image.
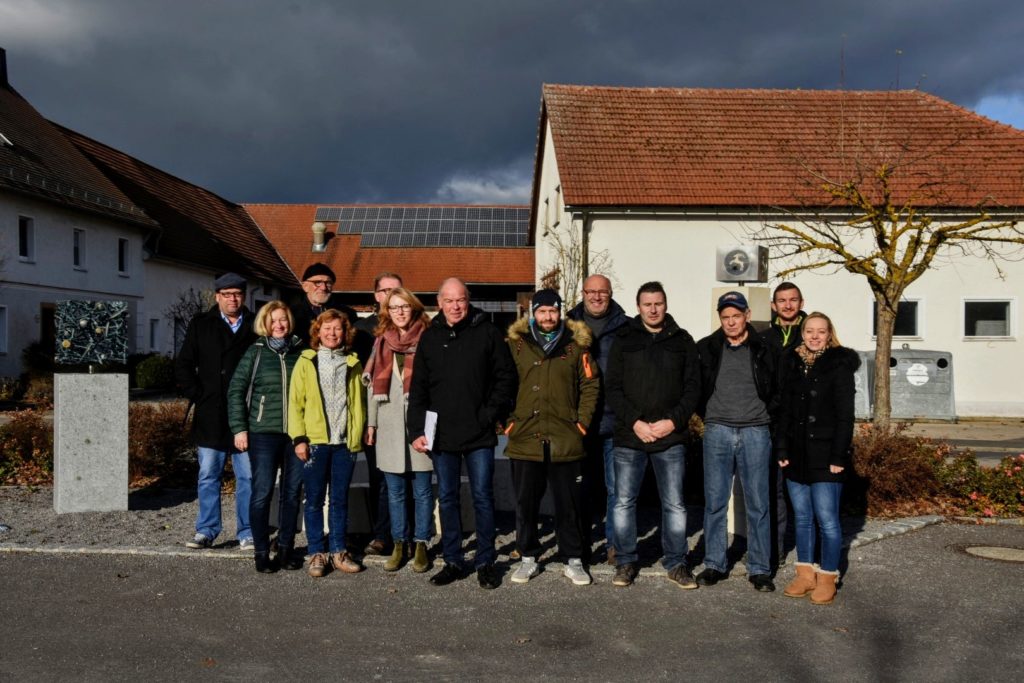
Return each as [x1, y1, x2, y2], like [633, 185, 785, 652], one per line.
[0, 484, 932, 577]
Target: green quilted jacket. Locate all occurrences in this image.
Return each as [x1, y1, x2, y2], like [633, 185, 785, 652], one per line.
[227, 336, 305, 436]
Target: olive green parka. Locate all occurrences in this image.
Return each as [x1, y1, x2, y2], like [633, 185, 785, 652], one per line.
[504, 317, 599, 462]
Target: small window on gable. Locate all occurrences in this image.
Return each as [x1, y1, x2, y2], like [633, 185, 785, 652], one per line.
[118, 238, 130, 275]
[73, 228, 87, 269]
[964, 300, 1012, 338]
[18, 216, 35, 261]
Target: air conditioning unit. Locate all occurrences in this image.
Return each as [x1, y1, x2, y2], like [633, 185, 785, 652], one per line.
[715, 245, 769, 283]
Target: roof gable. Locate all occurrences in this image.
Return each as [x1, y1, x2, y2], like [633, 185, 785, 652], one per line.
[542, 84, 1024, 208]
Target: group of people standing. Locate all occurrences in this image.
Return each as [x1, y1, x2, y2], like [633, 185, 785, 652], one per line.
[174, 266, 858, 605]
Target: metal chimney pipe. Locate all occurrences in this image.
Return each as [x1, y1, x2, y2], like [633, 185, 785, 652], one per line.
[311, 222, 327, 252]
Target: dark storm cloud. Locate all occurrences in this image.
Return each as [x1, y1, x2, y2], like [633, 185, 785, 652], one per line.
[1, 0, 1022, 204]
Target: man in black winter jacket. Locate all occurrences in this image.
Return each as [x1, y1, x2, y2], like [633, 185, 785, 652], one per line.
[408, 278, 517, 589]
[605, 282, 701, 589]
[696, 291, 778, 592]
[175, 272, 256, 550]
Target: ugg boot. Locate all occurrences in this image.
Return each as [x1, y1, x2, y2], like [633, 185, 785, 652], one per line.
[811, 569, 839, 605]
[384, 541, 406, 572]
[783, 562, 816, 598]
[411, 541, 430, 573]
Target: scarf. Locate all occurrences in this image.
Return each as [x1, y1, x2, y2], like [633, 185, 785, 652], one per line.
[795, 343, 827, 375]
[365, 319, 425, 400]
[266, 336, 289, 353]
[530, 319, 565, 355]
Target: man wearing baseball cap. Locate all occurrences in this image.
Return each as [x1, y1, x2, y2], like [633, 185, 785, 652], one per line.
[696, 291, 779, 592]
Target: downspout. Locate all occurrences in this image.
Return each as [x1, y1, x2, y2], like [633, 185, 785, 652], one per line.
[579, 210, 591, 280]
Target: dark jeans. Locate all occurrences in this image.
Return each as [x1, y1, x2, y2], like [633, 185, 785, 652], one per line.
[432, 448, 496, 568]
[302, 443, 357, 554]
[788, 479, 843, 572]
[248, 432, 303, 556]
[383, 470, 434, 543]
[511, 451, 585, 560]
[364, 444, 392, 543]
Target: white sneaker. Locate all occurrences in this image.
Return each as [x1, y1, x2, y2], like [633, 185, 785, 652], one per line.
[564, 558, 592, 586]
[238, 538, 254, 552]
[511, 557, 539, 584]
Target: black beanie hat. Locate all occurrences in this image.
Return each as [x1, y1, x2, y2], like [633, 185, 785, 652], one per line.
[302, 263, 336, 282]
[531, 288, 562, 315]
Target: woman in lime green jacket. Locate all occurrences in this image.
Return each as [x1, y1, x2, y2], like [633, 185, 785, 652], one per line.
[288, 309, 366, 578]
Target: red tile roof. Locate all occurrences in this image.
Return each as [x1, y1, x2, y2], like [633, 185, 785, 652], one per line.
[540, 84, 1024, 208]
[244, 203, 534, 293]
[59, 125, 295, 285]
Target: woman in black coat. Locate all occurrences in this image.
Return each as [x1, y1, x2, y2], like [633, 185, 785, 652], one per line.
[775, 312, 860, 605]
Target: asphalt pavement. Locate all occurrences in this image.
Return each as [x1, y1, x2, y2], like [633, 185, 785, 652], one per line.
[2, 522, 1022, 681]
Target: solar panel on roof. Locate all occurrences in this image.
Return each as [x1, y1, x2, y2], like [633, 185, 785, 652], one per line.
[310, 205, 527, 248]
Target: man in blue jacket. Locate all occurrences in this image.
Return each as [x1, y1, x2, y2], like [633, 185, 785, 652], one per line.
[567, 273, 629, 563]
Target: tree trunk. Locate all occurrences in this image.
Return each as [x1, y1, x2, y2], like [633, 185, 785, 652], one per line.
[872, 297, 898, 432]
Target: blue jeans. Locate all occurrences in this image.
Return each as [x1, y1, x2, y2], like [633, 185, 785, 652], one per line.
[612, 444, 688, 571]
[787, 479, 843, 572]
[602, 437, 616, 544]
[301, 444, 357, 554]
[432, 448, 496, 568]
[384, 471, 435, 543]
[196, 447, 251, 542]
[702, 423, 772, 576]
[248, 432, 303, 556]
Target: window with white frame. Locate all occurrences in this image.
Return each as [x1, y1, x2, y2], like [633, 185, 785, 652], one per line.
[872, 299, 921, 338]
[18, 216, 35, 261]
[963, 299, 1012, 338]
[0, 306, 7, 354]
[118, 238, 130, 275]
[73, 228, 87, 269]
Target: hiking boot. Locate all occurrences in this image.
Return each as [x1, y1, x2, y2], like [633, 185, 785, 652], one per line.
[185, 533, 213, 549]
[612, 563, 639, 587]
[667, 564, 698, 589]
[429, 563, 464, 586]
[307, 552, 328, 578]
[511, 557, 540, 584]
[784, 562, 816, 598]
[364, 539, 388, 556]
[384, 542, 406, 572]
[411, 542, 431, 573]
[331, 550, 364, 574]
[563, 558, 592, 586]
[749, 574, 776, 592]
[696, 568, 727, 586]
[477, 563, 501, 590]
[811, 570, 838, 605]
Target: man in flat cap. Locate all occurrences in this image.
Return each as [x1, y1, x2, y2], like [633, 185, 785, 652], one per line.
[291, 263, 370, 361]
[175, 272, 257, 549]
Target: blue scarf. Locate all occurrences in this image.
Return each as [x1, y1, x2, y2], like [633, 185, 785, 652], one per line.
[530, 319, 564, 355]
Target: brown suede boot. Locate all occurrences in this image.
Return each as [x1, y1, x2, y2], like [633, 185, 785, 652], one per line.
[384, 542, 406, 572]
[783, 562, 816, 598]
[811, 569, 839, 605]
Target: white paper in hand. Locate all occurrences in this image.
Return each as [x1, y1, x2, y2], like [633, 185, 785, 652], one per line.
[424, 410, 438, 451]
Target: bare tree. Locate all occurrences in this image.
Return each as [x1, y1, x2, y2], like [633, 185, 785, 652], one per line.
[163, 287, 214, 356]
[540, 218, 615, 309]
[753, 124, 1024, 430]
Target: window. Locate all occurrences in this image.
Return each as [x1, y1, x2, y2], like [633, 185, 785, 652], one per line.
[149, 318, 161, 351]
[73, 228, 86, 269]
[0, 306, 7, 354]
[118, 238, 130, 275]
[18, 216, 34, 261]
[964, 300, 1012, 338]
[873, 300, 920, 337]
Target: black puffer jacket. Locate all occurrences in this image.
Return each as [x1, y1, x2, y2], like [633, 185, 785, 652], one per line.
[567, 299, 630, 436]
[605, 314, 700, 453]
[174, 305, 256, 450]
[407, 307, 517, 452]
[696, 324, 777, 420]
[774, 346, 861, 484]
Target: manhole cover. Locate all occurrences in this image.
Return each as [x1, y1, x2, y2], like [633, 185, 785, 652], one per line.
[963, 546, 1024, 563]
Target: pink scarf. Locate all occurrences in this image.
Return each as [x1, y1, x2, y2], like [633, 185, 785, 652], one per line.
[365, 320, 425, 400]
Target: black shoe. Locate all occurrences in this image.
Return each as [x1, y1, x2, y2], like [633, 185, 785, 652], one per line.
[749, 574, 776, 592]
[696, 568, 728, 586]
[429, 563, 465, 586]
[612, 562, 639, 587]
[254, 553, 278, 574]
[276, 548, 305, 571]
[476, 563, 501, 590]
[667, 564, 698, 589]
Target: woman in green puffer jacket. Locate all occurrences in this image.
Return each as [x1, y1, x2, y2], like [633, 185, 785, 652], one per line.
[227, 301, 305, 574]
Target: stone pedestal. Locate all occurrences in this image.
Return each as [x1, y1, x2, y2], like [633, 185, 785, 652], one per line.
[54, 373, 128, 513]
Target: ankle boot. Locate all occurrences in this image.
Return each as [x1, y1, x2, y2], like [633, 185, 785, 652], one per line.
[811, 570, 839, 605]
[411, 541, 430, 573]
[783, 562, 816, 598]
[384, 541, 406, 572]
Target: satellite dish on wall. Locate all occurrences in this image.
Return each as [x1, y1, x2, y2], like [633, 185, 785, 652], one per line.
[715, 245, 769, 283]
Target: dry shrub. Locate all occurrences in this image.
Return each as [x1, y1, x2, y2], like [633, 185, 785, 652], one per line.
[0, 409, 53, 485]
[845, 423, 945, 516]
[128, 401, 194, 486]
